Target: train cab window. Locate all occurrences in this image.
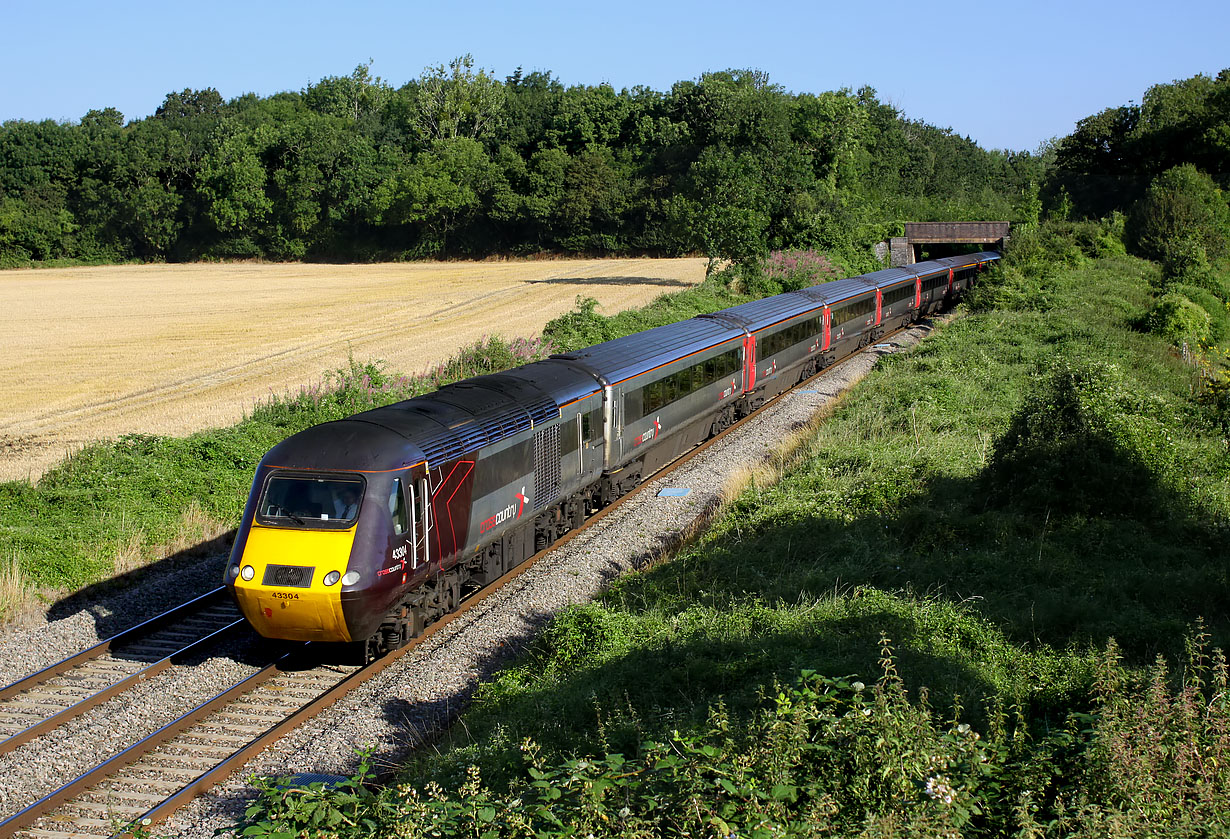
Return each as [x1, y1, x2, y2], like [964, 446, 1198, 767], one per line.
[259, 474, 365, 529]
[389, 479, 408, 536]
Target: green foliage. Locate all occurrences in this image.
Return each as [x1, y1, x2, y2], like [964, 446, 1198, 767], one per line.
[1128, 164, 1230, 262]
[0, 62, 1036, 265]
[1048, 69, 1230, 221]
[1166, 284, 1230, 343]
[984, 360, 1189, 517]
[241, 634, 1230, 838]
[240, 750, 386, 837]
[1145, 292, 1213, 347]
[1160, 235, 1218, 289]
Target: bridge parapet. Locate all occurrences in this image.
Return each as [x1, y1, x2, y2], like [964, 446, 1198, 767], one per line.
[889, 221, 1009, 266]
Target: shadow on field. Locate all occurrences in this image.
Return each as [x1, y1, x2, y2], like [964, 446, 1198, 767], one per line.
[45, 529, 236, 637]
[526, 275, 693, 288]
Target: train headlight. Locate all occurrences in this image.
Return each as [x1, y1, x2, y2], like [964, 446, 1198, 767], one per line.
[228, 565, 240, 579]
[323, 570, 341, 586]
[240, 565, 255, 581]
[341, 571, 361, 586]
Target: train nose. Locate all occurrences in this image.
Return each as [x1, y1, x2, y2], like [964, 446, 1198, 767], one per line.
[229, 524, 357, 642]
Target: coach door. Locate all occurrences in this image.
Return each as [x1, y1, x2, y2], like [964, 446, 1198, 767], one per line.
[410, 477, 431, 572]
[821, 306, 832, 352]
[874, 289, 883, 326]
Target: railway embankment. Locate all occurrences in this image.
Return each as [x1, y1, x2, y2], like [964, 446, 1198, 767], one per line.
[240, 224, 1230, 836]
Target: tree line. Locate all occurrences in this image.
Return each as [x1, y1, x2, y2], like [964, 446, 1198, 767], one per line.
[0, 58, 1040, 267]
[1047, 68, 1230, 266]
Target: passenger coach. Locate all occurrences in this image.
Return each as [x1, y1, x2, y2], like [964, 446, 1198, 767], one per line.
[226, 251, 1001, 658]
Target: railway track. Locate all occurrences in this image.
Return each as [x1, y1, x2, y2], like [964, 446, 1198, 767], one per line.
[0, 590, 242, 759]
[0, 322, 922, 838]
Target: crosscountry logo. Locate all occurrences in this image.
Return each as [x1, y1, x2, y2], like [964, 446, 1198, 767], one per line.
[479, 486, 531, 534]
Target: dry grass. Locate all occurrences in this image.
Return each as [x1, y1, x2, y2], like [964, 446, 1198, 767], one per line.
[112, 501, 233, 576]
[0, 551, 39, 625]
[0, 258, 705, 482]
[718, 413, 834, 506]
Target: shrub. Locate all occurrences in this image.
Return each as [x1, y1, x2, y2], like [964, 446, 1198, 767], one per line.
[1161, 236, 1217, 287]
[1168, 283, 1230, 343]
[1128, 164, 1230, 262]
[985, 361, 1185, 518]
[1145, 292, 1213, 348]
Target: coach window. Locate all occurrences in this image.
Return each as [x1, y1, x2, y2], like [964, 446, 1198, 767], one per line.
[560, 414, 580, 456]
[675, 368, 692, 399]
[625, 387, 644, 423]
[645, 379, 663, 414]
[389, 479, 408, 536]
[583, 407, 602, 442]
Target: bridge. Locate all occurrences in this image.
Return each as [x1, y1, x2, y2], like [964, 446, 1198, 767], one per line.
[889, 221, 1010, 267]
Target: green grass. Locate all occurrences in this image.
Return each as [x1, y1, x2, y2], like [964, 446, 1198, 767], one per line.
[272, 240, 1230, 837]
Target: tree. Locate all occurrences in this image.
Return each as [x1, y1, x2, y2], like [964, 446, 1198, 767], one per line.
[1127, 164, 1230, 261]
[304, 63, 391, 126]
[195, 121, 271, 237]
[373, 137, 498, 254]
[412, 55, 506, 143]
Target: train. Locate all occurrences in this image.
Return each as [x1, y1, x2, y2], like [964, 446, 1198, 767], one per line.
[225, 251, 1000, 659]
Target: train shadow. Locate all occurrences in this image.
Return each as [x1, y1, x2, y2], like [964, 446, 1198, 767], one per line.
[44, 529, 236, 638]
[525, 275, 693, 288]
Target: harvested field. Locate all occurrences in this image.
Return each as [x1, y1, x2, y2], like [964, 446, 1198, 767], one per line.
[0, 258, 706, 483]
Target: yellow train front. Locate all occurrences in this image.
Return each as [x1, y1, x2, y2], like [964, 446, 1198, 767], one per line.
[225, 420, 435, 650]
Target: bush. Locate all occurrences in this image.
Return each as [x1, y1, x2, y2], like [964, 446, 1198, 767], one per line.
[1128, 164, 1230, 262]
[1161, 236, 1218, 289]
[1145, 292, 1213, 348]
[985, 361, 1187, 518]
[1168, 284, 1230, 343]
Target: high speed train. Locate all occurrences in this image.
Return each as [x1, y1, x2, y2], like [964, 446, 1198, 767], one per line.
[225, 252, 999, 658]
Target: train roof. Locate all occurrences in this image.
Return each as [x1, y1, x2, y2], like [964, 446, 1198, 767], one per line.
[796, 276, 877, 306]
[858, 265, 919, 289]
[497, 358, 604, 407]
[264, 371, 567, 470]
[551, 317, 741, 386]
[933, 251, 1001, 269]
[699, 290, 824, 333]
[261, 419, 428, 473]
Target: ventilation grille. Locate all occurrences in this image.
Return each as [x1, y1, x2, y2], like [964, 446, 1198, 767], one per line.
[262, 565, 315, 588]
[533, 425, 561, 510]
[415, 398, 559, 466]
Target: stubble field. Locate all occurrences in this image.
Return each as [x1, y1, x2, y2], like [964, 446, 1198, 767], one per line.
[0, 258, 705, 483]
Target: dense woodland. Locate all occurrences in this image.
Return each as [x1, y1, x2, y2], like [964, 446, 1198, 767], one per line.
[0, 58, 1041, 267]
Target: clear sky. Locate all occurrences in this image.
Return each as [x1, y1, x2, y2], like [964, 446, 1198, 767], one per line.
[1, 0, 1226, 152]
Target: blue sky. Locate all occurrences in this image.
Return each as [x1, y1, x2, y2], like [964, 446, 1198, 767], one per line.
[2, 0, 1226, 152]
